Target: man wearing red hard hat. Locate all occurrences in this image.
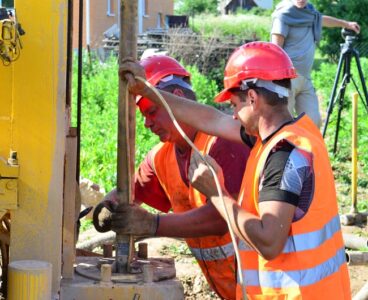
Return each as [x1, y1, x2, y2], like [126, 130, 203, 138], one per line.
[120, 42, 350, 299]
[94, 55, 250, 299]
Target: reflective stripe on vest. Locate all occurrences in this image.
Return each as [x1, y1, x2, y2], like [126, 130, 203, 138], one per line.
[190, 242, 235, 261]
[239, 214, 341, 254]
[239, 247, 346, 288]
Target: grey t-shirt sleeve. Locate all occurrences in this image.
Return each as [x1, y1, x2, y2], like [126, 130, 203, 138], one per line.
[271, 17, 289, 38]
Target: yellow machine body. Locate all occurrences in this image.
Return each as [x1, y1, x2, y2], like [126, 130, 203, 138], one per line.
[0, 0, 67, 296]
[1, 1, 183, 299]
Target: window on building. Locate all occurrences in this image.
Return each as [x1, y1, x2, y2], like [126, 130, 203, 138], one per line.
[107, 0, 115, 16]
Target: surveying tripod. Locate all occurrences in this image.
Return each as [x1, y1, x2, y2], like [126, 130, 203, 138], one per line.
[322, 29, 368, 153]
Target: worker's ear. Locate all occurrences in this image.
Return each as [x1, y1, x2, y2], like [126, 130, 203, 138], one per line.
[248, 89, 259, 110]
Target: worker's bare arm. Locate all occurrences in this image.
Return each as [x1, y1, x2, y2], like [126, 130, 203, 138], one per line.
[154, 90, 242, 143]
[271, 33, 285, 48]
[322, 16, 360, 33]
[211, 194, 295, 260]
[120, 60, 243, 143]
[156, 202, 228, 238]
[189, 152, 295, 260]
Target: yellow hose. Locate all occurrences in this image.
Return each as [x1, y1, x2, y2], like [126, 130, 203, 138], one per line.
[133, 76, 248, 300]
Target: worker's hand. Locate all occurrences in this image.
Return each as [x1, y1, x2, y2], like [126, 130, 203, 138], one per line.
[346, 22, 360, 34]
[189, 152, 225, 199]
[119, 58, 148, 96]
[111, 203, 159, 237]
[93, 193, 119, 233]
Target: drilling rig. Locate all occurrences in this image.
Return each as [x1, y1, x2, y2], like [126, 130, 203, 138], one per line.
[0, 1, 183, 299]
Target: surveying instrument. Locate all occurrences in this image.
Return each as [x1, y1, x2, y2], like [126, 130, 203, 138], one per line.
[322, 28, 368, 153]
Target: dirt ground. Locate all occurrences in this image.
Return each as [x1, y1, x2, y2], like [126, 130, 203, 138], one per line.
[141, 236, 368, 299]
[79, 229, 367, 299]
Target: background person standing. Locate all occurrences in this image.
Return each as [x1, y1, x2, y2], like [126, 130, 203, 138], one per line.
[271, 0, 360, 128]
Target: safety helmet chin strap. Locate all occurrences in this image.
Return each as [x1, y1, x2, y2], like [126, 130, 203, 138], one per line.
[240, 78, 289, 98]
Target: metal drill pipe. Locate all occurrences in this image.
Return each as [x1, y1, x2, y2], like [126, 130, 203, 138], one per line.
[116, 0, 137, 273]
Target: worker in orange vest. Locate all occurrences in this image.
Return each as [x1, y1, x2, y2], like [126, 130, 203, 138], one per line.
[93, 55, 251, 299]
[119, 42, 351, 299]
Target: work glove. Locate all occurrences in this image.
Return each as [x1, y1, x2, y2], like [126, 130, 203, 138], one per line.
[111, 203, 159, 237]
[93, 197, 119, 233]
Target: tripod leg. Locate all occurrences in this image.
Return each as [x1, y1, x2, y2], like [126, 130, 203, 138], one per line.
[353, 51, 368, 110]
[323, 51, 345, 137]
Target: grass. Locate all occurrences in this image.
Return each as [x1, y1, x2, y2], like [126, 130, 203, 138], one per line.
[160, 243, 192, 258]
[191, 14, 271, 42]
[80, 219, 94, 232]
[313, 55, 368, 215]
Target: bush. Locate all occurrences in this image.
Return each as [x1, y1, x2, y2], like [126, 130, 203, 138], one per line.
[72, 55, 158, 191]
[314, 0, 368, 61]
[184, 64, 219, 106]
[175, 0, 218, 15]
[191, 14, 271, 42]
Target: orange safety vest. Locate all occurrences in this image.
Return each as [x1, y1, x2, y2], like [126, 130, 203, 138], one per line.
[236, 115, 350, 300]
[152, 132, 236, 300]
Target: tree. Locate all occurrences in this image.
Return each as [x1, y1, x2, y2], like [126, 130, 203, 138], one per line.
[175, 0, 219, 15]
[314, 0, 368, 61]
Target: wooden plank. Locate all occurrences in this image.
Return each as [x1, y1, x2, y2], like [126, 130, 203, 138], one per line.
[62, 128, 78, 279]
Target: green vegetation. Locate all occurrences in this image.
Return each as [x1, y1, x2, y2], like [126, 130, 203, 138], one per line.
[314, 0, 368, 60]
[79, 219, 94, 232]
[312, 57, 368, 212]
[161, 242, 192, 257]
[175, 0, 218, 15]
[191, 14, 271, 42]
[2, 0, 14, 7]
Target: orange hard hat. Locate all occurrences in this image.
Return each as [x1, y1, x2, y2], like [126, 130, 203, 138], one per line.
[215, 41, 297, 103]
[137, 55, 191, 108]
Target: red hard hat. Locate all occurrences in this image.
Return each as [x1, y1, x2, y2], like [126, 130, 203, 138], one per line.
[215, 41, 297, 103]
[137, 55, 191, 108]
[140, 55, 190, 86]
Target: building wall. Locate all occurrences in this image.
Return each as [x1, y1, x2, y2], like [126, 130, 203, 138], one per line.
[89, 0, 118, 48]
[72, 0, 119, 49]
[72, 0, 174, 49]
[143, 0, 173, 31]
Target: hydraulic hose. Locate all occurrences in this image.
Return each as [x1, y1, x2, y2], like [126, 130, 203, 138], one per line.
[131, 76, 248, 300]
